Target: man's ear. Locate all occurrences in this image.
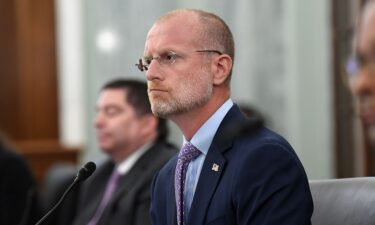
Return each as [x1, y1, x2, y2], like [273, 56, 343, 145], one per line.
[212, 54, 232, 85]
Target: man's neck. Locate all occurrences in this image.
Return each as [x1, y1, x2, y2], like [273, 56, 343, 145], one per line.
[170, 94, 229, 140]
[112, 134, 157, 164]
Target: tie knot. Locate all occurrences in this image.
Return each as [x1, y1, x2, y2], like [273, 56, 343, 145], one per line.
[178, 142, 201, 164]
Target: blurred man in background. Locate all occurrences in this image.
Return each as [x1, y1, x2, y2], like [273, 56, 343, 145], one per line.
[0, 131, 41, 225]
[348, 0, 375, 145]
[239, 103, 266, 126]
[72, 79, 176, 225]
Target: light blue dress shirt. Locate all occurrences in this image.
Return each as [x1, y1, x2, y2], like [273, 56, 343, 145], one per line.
[182, 98, 233, 221]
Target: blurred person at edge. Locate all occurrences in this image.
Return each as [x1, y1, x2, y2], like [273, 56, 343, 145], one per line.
[348, 0, 375, 145]
[72, 79, 176, 225]
[0, 130, 41, 225]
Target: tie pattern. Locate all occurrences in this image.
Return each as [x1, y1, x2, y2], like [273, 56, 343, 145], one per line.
[175, 142, 201, 225]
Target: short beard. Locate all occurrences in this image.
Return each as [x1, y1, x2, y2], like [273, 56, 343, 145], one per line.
[150, 73, 213, 118]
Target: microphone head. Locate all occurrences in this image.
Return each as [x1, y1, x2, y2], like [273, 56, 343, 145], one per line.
[76, 161, 96, 182]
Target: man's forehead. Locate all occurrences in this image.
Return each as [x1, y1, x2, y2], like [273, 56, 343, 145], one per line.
[360, 2, 375, 36]
[357, 3, 375, 52]
[98, 89, 126, 102]
[362, 1, 375, 24]
[145, 20, 199, 52]
[149, 15, 197, 36]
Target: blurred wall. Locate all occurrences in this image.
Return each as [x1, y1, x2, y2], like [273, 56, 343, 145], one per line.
[56, 0, 333, 178]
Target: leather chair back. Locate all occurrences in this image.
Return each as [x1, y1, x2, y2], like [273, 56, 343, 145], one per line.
[310, 177, 375, 225]
[40, 163, 78, 225]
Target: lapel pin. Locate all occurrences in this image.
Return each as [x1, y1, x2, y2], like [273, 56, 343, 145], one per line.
[212, 163, 219, 172]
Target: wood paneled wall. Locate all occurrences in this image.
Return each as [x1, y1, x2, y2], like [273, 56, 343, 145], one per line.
[0, 0, 79, 186]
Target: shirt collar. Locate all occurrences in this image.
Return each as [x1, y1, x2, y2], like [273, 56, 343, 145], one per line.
[182, 99, 233, 155]
[116, 142, 152, 175]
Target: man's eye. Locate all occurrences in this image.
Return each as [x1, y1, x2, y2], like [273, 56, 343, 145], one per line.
[143, 57, 153, 65]
[161, 52, 178, 63]
[105, 107, 122, 117]
[166, 53, 175, 60]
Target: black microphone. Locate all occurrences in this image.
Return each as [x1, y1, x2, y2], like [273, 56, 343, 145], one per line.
[35, 162, 96, 225]
[75, 161, 96, 182]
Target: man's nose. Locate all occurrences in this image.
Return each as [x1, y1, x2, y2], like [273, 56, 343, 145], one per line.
[94, 113, 105, 129]
[352, 67, 374, 96]
[145, 59, 164, 81]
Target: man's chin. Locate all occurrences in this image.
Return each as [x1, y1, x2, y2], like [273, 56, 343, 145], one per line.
[99, 144, 113, 153]
[151, 101, 176, 118]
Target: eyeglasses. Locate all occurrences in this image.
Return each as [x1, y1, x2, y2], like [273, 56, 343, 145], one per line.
[136, 50, 222, 72]
[346, 55, 375, 79]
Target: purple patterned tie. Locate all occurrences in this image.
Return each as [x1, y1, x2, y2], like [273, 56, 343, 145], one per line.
[175, 142, 201, 225]
[88, 169, 120, 225]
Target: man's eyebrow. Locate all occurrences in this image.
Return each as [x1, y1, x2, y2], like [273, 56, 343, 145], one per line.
[145, 48, 176, 55]
[95, 104, 122, 110]
[104, 104, 122, 110]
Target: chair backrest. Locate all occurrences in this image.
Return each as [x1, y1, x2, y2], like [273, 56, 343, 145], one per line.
[40, 163, 79, 225]
[310, 177, 375, 225]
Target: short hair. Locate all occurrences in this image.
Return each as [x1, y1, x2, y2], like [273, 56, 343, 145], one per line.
[157, 9, 235, 80]
[356, 0, 375, 37]
[101, 79, 168, 142]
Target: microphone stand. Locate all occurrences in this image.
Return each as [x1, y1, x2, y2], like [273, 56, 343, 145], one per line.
[35, 178, 79, 225]
[35, 162, 96, 225]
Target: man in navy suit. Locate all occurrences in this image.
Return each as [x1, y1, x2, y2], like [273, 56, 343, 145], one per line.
[138, 8, 313, 225]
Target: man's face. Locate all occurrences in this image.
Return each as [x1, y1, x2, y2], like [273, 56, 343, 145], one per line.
[144, 14, 214, 118]
[352, 3, 375, 142]
[94, 89, 144, 155]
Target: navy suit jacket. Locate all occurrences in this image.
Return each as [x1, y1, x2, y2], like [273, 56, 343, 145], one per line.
[150, 105, 313, 225]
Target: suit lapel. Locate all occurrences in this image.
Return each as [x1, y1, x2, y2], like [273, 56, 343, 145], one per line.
[109, 174, 130, 204]
[187, 105, 244, 225]
[108, 143, 161, 206]
[187, 145, 228, 225]
[166, 162, 178, 225]
[88, 161, 114, 202]
[81, 161, 114, 223]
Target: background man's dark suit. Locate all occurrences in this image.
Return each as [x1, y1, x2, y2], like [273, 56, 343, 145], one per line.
[151, 105, 313, 225]
[73, 141, 176, 225]
[0, 140, 41, 225]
